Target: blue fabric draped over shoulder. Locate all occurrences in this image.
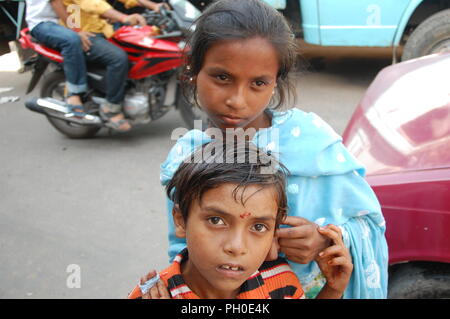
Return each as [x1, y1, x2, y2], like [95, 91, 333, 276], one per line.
[160, 108, 389, 299]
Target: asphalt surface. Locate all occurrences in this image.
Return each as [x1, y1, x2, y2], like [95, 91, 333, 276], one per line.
[0, 42, 392, 298]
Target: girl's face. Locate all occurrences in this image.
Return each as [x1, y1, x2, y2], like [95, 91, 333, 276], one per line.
[195, 37, 280, 131]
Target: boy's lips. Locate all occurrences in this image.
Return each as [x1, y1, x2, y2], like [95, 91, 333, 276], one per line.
[216, 263, 246, 278]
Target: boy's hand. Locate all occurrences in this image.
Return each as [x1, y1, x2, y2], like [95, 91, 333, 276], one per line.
[276, 216, 331, 264]
[315, 225, 353, 295]
[78, 31, 94, 52]
[140, 270, 171, 299]
[123, 14, 147, 26]
[153, 2, 171, 13]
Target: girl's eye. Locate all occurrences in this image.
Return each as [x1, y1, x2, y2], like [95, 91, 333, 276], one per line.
[254, 80, 267, 87]
[252, 223, 269, 233]
[216, 74, 229, 81]
[208, 217, 225, 225]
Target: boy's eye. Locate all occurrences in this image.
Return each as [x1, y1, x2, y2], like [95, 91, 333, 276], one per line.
[208, 216, 225, 225]
[252, 223, 269, 233]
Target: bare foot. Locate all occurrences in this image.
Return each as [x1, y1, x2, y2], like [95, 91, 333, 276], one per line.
[67, 95, 83, 106]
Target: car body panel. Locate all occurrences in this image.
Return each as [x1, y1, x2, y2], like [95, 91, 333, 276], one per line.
[262, 0, 286, 9]
[296, 0, 424, 46]
[342, 52, 450, 265]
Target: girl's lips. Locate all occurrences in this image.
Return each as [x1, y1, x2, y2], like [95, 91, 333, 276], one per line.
[218, 115, 245, 126]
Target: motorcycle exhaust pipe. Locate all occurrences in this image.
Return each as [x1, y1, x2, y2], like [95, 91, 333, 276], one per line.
[25, 97, 46, 114]
[25, 97, 102, 126]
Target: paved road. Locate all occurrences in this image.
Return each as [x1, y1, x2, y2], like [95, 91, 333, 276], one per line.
[0, 44, 392, 298]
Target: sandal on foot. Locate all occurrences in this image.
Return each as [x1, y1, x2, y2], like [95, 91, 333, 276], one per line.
[99, 103, 131, 132]
[65, 104, 86, 118]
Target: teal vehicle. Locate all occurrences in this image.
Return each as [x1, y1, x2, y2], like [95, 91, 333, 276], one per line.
[265, 0, 450, 61]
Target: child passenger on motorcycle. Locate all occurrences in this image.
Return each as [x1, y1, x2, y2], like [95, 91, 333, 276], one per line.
[129, 140, 353, 299]
[144, 0, 389, 299]
[60, 0, 149, 131]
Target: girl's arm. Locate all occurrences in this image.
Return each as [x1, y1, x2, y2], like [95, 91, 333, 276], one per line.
[277, 172, 388, 298]
[314, 225, 353, 299]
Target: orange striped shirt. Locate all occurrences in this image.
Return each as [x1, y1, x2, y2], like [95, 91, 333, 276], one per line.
[128, 249, 305, 299]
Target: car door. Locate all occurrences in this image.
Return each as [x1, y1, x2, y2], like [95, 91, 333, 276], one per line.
[311, 0, 411, 46]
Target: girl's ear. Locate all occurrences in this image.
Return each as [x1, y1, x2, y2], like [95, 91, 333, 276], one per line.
[173, 205, 186, 238]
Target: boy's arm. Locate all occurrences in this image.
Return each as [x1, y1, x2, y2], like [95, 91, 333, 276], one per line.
[314, 225, 353, 299]
[50, 0, 69, 22]
[137, 0, 170, 12]
[101, 8, 146, 25]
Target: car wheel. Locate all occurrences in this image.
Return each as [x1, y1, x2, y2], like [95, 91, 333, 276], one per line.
[388, 262, 450, 299]
[402, 9, 450, 61]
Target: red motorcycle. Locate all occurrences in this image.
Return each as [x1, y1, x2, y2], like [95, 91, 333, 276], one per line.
[20, 2, 201, 138]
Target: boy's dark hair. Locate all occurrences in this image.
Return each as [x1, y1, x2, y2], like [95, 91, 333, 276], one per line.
[181, 0, 298, 109]
[166, 140, 288, 227]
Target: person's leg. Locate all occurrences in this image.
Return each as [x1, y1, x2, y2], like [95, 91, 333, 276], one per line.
[85, 34, 128, 104]
[85, 34, 131, 130]
[30, 22, 87, 109]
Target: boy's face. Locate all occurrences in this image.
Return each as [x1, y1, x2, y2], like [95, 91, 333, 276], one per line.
[174, 183, 279, 299]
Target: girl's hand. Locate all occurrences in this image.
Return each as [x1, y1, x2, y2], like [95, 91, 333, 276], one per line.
[276, 216, 332, 264]
[140, 270, 171, 299]
[316, 225, 353, 295]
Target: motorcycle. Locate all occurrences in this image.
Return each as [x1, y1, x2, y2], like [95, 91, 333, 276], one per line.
[20, 0, 202, 138]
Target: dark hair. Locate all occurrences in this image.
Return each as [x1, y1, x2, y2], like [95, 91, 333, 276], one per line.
[166, 140, 288, 227]
[181, 0, 298, 109]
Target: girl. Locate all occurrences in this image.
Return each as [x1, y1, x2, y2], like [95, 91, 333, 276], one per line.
[155, 0, 388, 299]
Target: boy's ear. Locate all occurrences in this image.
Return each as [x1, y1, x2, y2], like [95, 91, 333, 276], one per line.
[172, 205, 186, 238]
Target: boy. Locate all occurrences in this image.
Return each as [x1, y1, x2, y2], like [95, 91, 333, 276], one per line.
[129, 141, 353, 299]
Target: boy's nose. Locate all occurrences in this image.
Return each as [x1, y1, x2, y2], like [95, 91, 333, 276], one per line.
[223, 231, 248, 256]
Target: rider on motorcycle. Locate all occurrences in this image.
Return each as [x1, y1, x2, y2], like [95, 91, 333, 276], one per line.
[25, 0, 92, 120]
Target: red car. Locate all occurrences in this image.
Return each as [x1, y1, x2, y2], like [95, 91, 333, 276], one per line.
[343, 52, 450, 298]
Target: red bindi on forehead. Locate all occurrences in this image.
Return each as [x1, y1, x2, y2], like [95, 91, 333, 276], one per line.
[240, 212, 252, 219]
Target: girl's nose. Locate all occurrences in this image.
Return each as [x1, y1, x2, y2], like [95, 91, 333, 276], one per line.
[225, 86, 247, 111]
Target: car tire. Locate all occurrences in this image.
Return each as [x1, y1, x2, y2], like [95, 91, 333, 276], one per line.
[402, 9, 450, 61]
[388, 262, 450, 299]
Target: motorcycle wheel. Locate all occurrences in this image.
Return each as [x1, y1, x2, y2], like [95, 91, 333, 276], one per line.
[40, 71, 101, 139]
[176, 88, 208, 130]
